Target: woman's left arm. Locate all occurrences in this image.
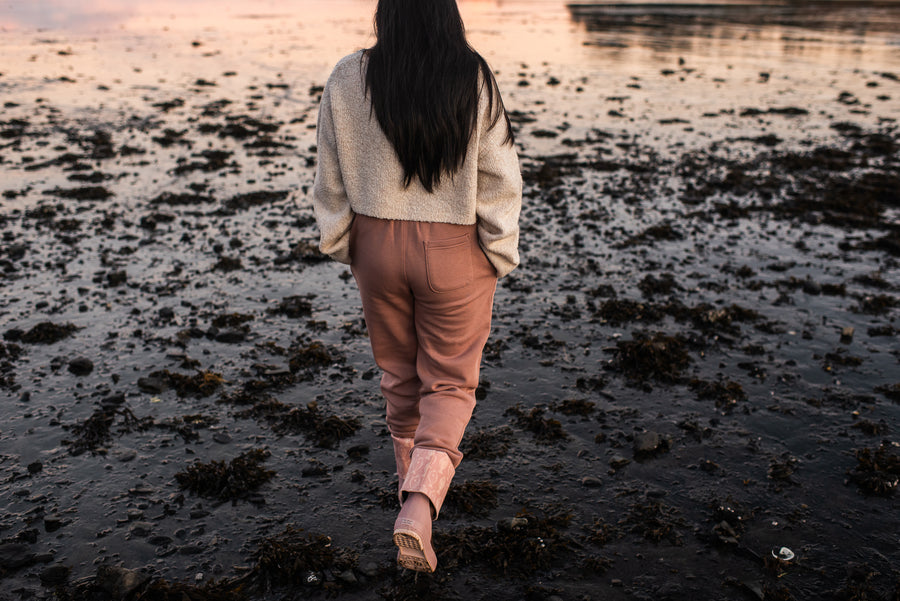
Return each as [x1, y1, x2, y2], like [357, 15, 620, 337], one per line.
[475, 104, 523, 279]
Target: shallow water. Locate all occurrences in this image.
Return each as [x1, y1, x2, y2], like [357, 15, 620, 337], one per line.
[1, 1, 899, 600]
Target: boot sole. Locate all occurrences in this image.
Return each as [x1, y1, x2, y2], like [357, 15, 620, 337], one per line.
[393, 529, 437, 573]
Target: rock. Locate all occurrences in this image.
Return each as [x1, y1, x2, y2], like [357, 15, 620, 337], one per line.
[713, 520, 739, 544]
[0, 542, 35, 570]
[699, 459, 719, 472]
[634, 431, 661, 455]
[497, 516, 529, 531]
[137, 376, 167, 394]
[263, 368, 291, 377]
[44, 515, 63, 532]
[609, 454, 630, 469]
[148, 535, 173, 546]
[346, 444, 369, 459]
[126, 509, 144, 521]
[301, 460, 329, 477]
[360, 561, 379, 578]
[112, 448, 137, 462]
[67, 357, 94, 375]
[841, 326, 854, 343]
[581, 476, 603, 487]
[338, 569, 358, 584]
[96, 565, 150, 598]
[214, 328, 245, 343]
[39, 564, 70, 585]
[99, 393, 125, 410]
[212, 432, 231, 444]
[6, 243, 26, 261]
[27, 461, 42, 474]
[129, 521, 154, 537]
[655, 581, 684, 599]
[107, 270, 127, 286]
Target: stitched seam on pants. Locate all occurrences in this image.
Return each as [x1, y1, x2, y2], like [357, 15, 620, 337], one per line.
[400, 220, 408, 289]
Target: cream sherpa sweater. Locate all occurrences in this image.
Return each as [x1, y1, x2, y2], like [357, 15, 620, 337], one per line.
[312, 51, 522, 278]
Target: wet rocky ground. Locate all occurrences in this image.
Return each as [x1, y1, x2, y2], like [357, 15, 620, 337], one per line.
[1, 3, 900, 600]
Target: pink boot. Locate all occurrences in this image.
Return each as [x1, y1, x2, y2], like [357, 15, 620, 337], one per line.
[391, 435, 415, 502]
[393, 448, 455, 573]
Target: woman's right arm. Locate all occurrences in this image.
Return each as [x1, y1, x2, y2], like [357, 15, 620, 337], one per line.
[313, 81, 354, 265]
[475, 86, 523, 279]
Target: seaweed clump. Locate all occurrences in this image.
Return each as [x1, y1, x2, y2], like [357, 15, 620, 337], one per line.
[157, 414, 218, 442]
[677, 303, 760, 335]
[269, 294, 314, 318]
[134, 579, 244, 601]
[247, 526, 358, 595]
[0, 341, 23, 390]
[62, 396, 153, 455]
[459, 426, 514, 460]
[5, 321, 80, 344]
[582, 517, 619, 546]
[621, 500, 685, 545]
[443, 480, 499, 517]
[139, 369, 225, 397]
[435, 507, 574, 577]
[690, 378, 747, 410]
[234, 400, 360, 448]
[551, 398, 596, 416]
[854, 294, 899, 315]
[847, 442, 900, 496]
[595, 298, 666, 325]
[505, 404, 568, 442]
[638, 272, 681, 297]
[175, 449, 274, 501]
[874, 383, 900, 402]
[55, 566, 244, 601]
[607, 332, 692, 387]
[377, 574, 458, 601]
[288, 336, 344, 379]
[614, 222, 683, 248]
[211, 312, 254, 331]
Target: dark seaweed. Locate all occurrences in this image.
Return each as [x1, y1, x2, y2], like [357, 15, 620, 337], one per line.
[175, 449, 274, 501]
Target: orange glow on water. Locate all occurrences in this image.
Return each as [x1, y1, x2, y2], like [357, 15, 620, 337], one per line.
[0, 0, 897, 149]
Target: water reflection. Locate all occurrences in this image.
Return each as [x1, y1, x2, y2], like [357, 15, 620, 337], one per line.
[0, 0, 137, 30]
[568, 1, 900, 56]
[0, 0, 379, 32]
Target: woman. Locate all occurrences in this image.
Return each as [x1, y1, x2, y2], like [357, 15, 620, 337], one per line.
[313, 0, 522, 573]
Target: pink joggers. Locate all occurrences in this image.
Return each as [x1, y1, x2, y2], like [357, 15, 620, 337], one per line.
[350, 214, 498, 469]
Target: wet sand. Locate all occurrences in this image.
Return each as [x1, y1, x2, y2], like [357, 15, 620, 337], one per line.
[1, 1, 899, 599]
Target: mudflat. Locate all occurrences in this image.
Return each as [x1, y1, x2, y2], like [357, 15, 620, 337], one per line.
[1, 1, 898, 599]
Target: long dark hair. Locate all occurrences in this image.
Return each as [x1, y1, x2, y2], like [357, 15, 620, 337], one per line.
[364, 0, 514, 193]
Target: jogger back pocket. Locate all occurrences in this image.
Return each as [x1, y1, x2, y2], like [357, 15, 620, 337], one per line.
[424, 234, 473, 293]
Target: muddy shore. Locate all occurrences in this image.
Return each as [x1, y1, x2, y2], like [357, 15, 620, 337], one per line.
[2, 2, 900, 600]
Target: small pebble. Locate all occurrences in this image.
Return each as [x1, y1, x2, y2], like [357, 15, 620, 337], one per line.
[67, 357, 94, 375]
[39, 564, 70, 585]
[581, 476, 603, 487]
[129, 521, 154, 537]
